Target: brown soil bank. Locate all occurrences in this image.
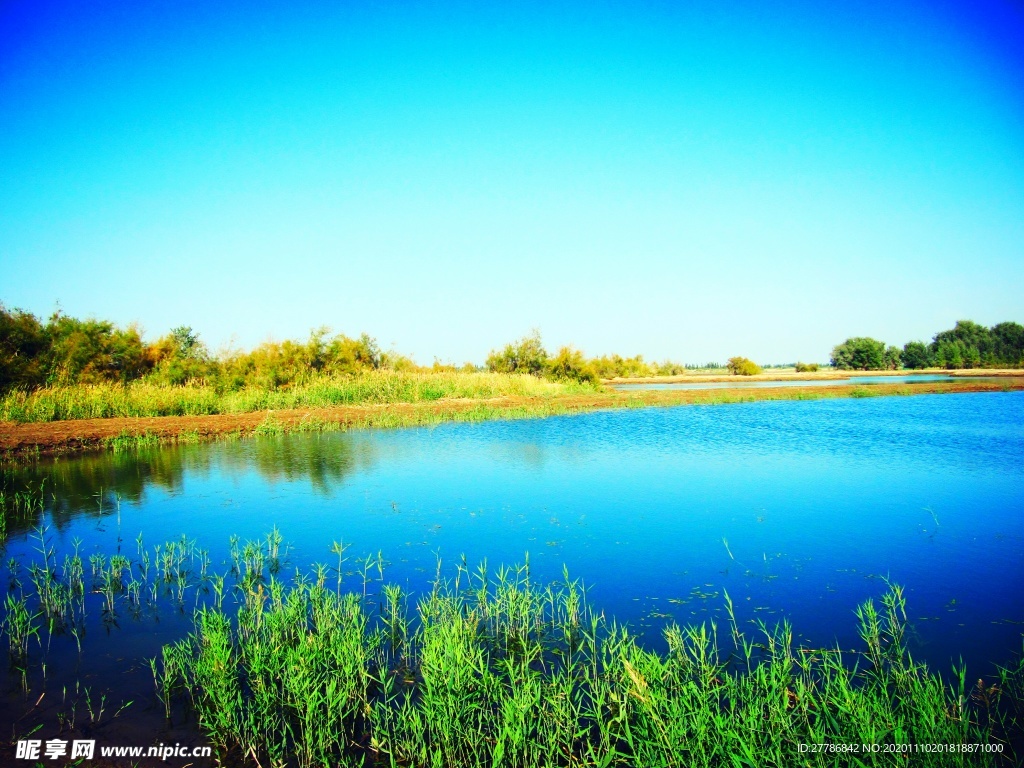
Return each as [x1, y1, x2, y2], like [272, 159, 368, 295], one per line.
[2, 379, 1022, 459]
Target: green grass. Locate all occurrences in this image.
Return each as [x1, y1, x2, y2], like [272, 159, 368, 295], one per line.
[0, 371, 598, 423]
[1, 510, 1021, 766]
[17, 401, 587, 458]
[0, 484, 44, 541]
[156, 563, 1022, 768]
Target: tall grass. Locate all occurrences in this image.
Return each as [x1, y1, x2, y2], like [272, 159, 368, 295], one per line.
[0, 371, 598, 423]
[156, 561, 1023, 767]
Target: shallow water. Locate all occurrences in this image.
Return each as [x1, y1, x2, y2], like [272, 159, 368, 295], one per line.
[612, 373, 1004, 390]
[2, 392, 1023, 744]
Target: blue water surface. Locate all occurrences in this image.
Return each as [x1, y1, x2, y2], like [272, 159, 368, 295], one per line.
[5, 392, 1023, 678]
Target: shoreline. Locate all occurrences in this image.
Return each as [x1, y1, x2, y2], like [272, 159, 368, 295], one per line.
[602, 367, 1024, 384]
[3, 378, 1022, 460]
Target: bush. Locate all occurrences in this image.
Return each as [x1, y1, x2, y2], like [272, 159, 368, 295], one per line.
[546, 346, 599, 384]
[485, 331, 548, 376]
[794, 362, 819, 373]
[726, 356, 762, 376]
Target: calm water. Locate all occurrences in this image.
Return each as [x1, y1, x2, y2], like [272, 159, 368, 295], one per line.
[2, 392, 1023, 738]
[612, 373, 1004, 390]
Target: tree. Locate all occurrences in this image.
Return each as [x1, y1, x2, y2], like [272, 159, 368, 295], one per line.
[45, 312, 149, 384]
[726, 356, 762, 375]
[934, 340, 964, 370]
[149, 325, 213, 385]
[901, 341, 930, 370]
[0, 305, 49, 392]
[990, 322, 1024, 366]
[546, 346, 598, 384]
[170, 326, 201, 359]
[884, 345, 902, 370]
[830, 337, 886, 370]
[930, 320, 993, 367]
[486, 331, 548, 376]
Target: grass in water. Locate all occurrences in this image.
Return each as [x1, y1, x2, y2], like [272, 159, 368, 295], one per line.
[1, 498, 1021, 766]
[156, 560, 1022, 767]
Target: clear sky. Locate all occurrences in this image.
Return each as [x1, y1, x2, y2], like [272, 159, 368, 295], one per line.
[2, 0, 1022, 365]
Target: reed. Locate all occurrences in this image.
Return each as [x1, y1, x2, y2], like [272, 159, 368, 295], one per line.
[0, 486, 44, 541]
[154, 554, 1023, 767]
[3, 592, 39, 663]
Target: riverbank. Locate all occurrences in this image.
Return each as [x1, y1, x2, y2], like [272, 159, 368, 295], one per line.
[603, 367, 1024, 384]
[3, 378, 1022, 459]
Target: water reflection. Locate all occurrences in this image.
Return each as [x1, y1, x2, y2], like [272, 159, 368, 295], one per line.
[2, 392, 1021, 676]
[2, 433, 383, 533]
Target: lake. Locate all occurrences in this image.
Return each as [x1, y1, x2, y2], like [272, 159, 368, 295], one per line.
[2, 391, 1023, 739]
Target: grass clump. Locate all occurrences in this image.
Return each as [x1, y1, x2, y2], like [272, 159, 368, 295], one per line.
[154, 563, 1023, 767]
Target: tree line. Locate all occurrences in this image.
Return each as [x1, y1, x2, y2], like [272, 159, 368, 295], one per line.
[6, 305, 1018, 396]
[0, 308, 698, 394]
[0, 306, 388, 394]
[483, 331, 708, 383]
[831, 320, 1024, 371]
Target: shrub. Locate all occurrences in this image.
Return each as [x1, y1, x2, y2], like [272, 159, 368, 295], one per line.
[794, 362, 819, 373]
[727, 356, 762, 376]
[485, 331, 548, 376]
[545, 346, 599, 384]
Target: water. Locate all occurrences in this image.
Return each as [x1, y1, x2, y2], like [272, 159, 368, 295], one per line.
[612, 373, 1003, 390]
[2, 392, 1023, 742]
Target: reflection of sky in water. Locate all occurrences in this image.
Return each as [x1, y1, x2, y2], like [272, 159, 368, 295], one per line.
[5, 392, 1024, 676]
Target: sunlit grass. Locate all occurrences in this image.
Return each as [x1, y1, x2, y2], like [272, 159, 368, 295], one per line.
[0, 371, 598, 423]
[154, 568, 1022, 767]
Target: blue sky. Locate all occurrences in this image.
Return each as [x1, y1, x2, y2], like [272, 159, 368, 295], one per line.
[2, 0, 1022, 364]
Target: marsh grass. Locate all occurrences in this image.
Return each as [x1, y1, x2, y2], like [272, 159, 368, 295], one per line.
[90, 401, 586, 455]
[0, 498, 1021, 766]
[0, 484, 44, 541]
[157, 560, 1022, 767]
[0, 371, 597, 423]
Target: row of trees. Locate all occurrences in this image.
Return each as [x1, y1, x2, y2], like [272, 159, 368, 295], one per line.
[831, 320, 1024, 371]
[0, 306, 390, 393]
[484, 333, 766, 382]
[6, 305, 1020, 394]
[1, 308, 150, 392]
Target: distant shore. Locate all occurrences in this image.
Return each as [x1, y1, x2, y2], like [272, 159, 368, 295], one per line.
[603, 368, 1023, 384]
[3, 377, 1022, 460]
